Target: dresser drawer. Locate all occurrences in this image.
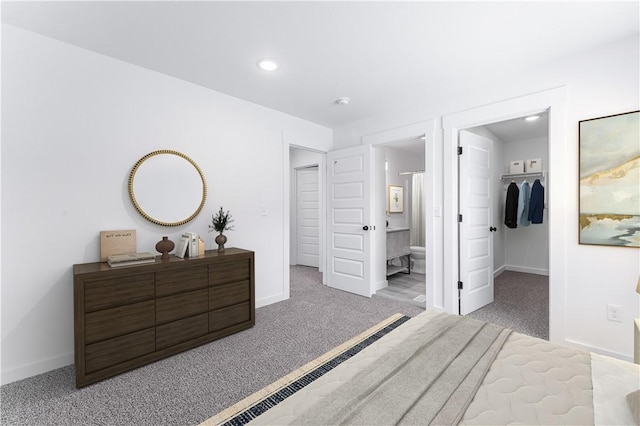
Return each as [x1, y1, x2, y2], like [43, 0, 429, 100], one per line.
[85, 328, 155, 373]
[209, 280, 250, 310]
[210, 258, 251, 286]
[85, 300, 155, 344]
[84, 273, 154, 312]
[209, 302, 251, 333]
[156, 266, 208, 297]
[156, 313, 208, 350]
[156, 288, 208, 324]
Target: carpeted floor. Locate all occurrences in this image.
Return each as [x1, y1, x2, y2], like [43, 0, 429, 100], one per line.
[466, 270, 549, 340]
[0, 266, 424, 426]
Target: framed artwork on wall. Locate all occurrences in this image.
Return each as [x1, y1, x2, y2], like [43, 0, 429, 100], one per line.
[579, 110, 639, 247]
[388, 185, 404, 213]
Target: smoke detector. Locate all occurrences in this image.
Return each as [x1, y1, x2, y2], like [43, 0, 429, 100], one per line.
[335, 97, 351, 106]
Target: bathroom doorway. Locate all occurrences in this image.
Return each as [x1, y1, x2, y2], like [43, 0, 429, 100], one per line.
[375, 138, 427, 307]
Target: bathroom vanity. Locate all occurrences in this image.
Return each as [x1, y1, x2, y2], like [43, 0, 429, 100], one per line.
[386, 228, 411, 276]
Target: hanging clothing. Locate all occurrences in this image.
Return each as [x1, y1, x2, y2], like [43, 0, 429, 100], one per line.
[528, 179, 545, 224]
[518, 181, 531, 227]
[504, 182, 519, 229]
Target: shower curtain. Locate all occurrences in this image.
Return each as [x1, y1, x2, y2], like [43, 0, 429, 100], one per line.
[411, 173, 425, 247]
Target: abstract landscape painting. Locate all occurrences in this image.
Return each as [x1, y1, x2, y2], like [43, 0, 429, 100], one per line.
[579, 110, 639, 247]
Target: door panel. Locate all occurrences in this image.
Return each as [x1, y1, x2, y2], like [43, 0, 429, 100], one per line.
[326, 145, 372, 297]
[296, 167, 319, 267]
[459, 130, 494, 315]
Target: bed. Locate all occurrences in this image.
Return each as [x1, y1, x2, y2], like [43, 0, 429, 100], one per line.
[205, 309, 640, 425]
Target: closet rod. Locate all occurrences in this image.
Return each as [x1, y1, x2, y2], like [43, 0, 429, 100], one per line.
[500, 171, 545, 181]
[398, 170, 425, 175]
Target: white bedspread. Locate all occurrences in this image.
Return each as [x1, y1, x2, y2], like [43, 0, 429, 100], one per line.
[591, 352, 640, 426]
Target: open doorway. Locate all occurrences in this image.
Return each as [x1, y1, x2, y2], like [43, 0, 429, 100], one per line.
[460, 113, 550, 339]
[375, 138, 427, 307]
[288, 146, 326, 288]
[442, 87, 567, 343]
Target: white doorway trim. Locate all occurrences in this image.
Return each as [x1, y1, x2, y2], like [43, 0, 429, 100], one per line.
[362, 119, 441, 309]
[283, 140, 327, 303]
[442, 87, 567, 344]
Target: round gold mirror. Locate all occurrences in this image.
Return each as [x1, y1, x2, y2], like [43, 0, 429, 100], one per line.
[128, 150, 207, 226]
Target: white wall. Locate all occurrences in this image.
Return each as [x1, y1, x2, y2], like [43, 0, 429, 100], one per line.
[503, 136, 549, 275]
[384, 146, 424, 229]
[334, 35, 640, 360]
[1, 26, 332, 384]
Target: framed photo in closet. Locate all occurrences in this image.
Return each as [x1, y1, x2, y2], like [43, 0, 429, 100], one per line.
[578, 110, 639, 248]
[388, 185, 404, 213]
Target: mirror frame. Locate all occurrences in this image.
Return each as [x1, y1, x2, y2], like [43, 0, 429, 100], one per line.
[128, 150, 207, 227]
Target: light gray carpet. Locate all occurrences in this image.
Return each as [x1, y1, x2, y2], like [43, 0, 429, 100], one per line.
[1, 266, 424, 426]
[466, 270, 549, 340]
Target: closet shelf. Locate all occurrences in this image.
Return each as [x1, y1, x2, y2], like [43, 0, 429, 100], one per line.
[500, 171, 545, 181]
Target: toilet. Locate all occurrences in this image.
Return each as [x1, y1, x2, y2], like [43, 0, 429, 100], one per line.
[410, 246, 426, 274]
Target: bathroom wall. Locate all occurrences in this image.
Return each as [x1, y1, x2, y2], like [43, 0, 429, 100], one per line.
[384, 146, 424, 229]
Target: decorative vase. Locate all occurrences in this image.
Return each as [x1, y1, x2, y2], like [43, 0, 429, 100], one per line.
[155, 236, 175, 260]
[215, 233, 227, 253]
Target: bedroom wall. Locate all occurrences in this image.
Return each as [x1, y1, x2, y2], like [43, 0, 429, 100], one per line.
[1, 25, 332, 384]
[334, 35, 640, 360]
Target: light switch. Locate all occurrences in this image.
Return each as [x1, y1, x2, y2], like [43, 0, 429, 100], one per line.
[260, 207, 268, 216]
[433, 206, 442, 217]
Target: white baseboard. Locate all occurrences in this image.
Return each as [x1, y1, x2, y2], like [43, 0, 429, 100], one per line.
[564, 338, 633, 363]
[504, 264, 549, 276]
[1, 352, 73, 386]
[376, 280, 388, 291]
[494, 265, 506, 278]
[256, 293, 286, 308]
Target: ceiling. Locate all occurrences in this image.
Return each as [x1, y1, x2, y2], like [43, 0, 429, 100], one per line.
[2, 2, 638, 130]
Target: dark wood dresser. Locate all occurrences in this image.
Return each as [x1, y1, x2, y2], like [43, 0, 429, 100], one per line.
[73, 248, 254, 387]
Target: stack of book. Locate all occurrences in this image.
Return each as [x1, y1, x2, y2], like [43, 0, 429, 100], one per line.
[107, 252, 156, 268]
[175, 232, 205, 258]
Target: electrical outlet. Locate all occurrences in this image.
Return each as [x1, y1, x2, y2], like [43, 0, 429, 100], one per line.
[606, 304, 622, 322]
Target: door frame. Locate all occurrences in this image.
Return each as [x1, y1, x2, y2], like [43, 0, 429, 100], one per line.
[443, 87, 567, 343]
[283, 144, 327, 302]
[362, 119, 440, 308]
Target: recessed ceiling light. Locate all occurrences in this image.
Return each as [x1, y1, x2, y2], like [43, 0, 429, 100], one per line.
[525, 115, 540, 122]
[335, 97, 351, 106]
[257, 58, 279, 71]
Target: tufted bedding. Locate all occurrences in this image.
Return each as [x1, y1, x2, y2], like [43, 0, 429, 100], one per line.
[246, 308, 639, 426]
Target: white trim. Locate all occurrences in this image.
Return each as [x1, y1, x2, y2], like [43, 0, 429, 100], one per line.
[494, 265, 507, 278]
[362, 119, 440, 309]
[443, 87, 567, 345]
[1, 353, 73, 386]
[504, 265, 549, 276]
[376, 279, 389, 291]
[282, 135, 291, 301]
[565, 339, 633, 364]
[257, 293, 286, 308]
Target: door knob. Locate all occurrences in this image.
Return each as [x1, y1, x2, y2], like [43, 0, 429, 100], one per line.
[362, 226, 369, 231]
[489, 227, 497, 232]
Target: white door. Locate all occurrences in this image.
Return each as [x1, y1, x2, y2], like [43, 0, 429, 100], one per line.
[326, 145, 373, 297]
[297, 167, 319, 267]
[459, 130, 494, 315]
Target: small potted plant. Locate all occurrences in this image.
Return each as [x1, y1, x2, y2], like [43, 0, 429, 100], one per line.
[209, 207, 234, 253]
